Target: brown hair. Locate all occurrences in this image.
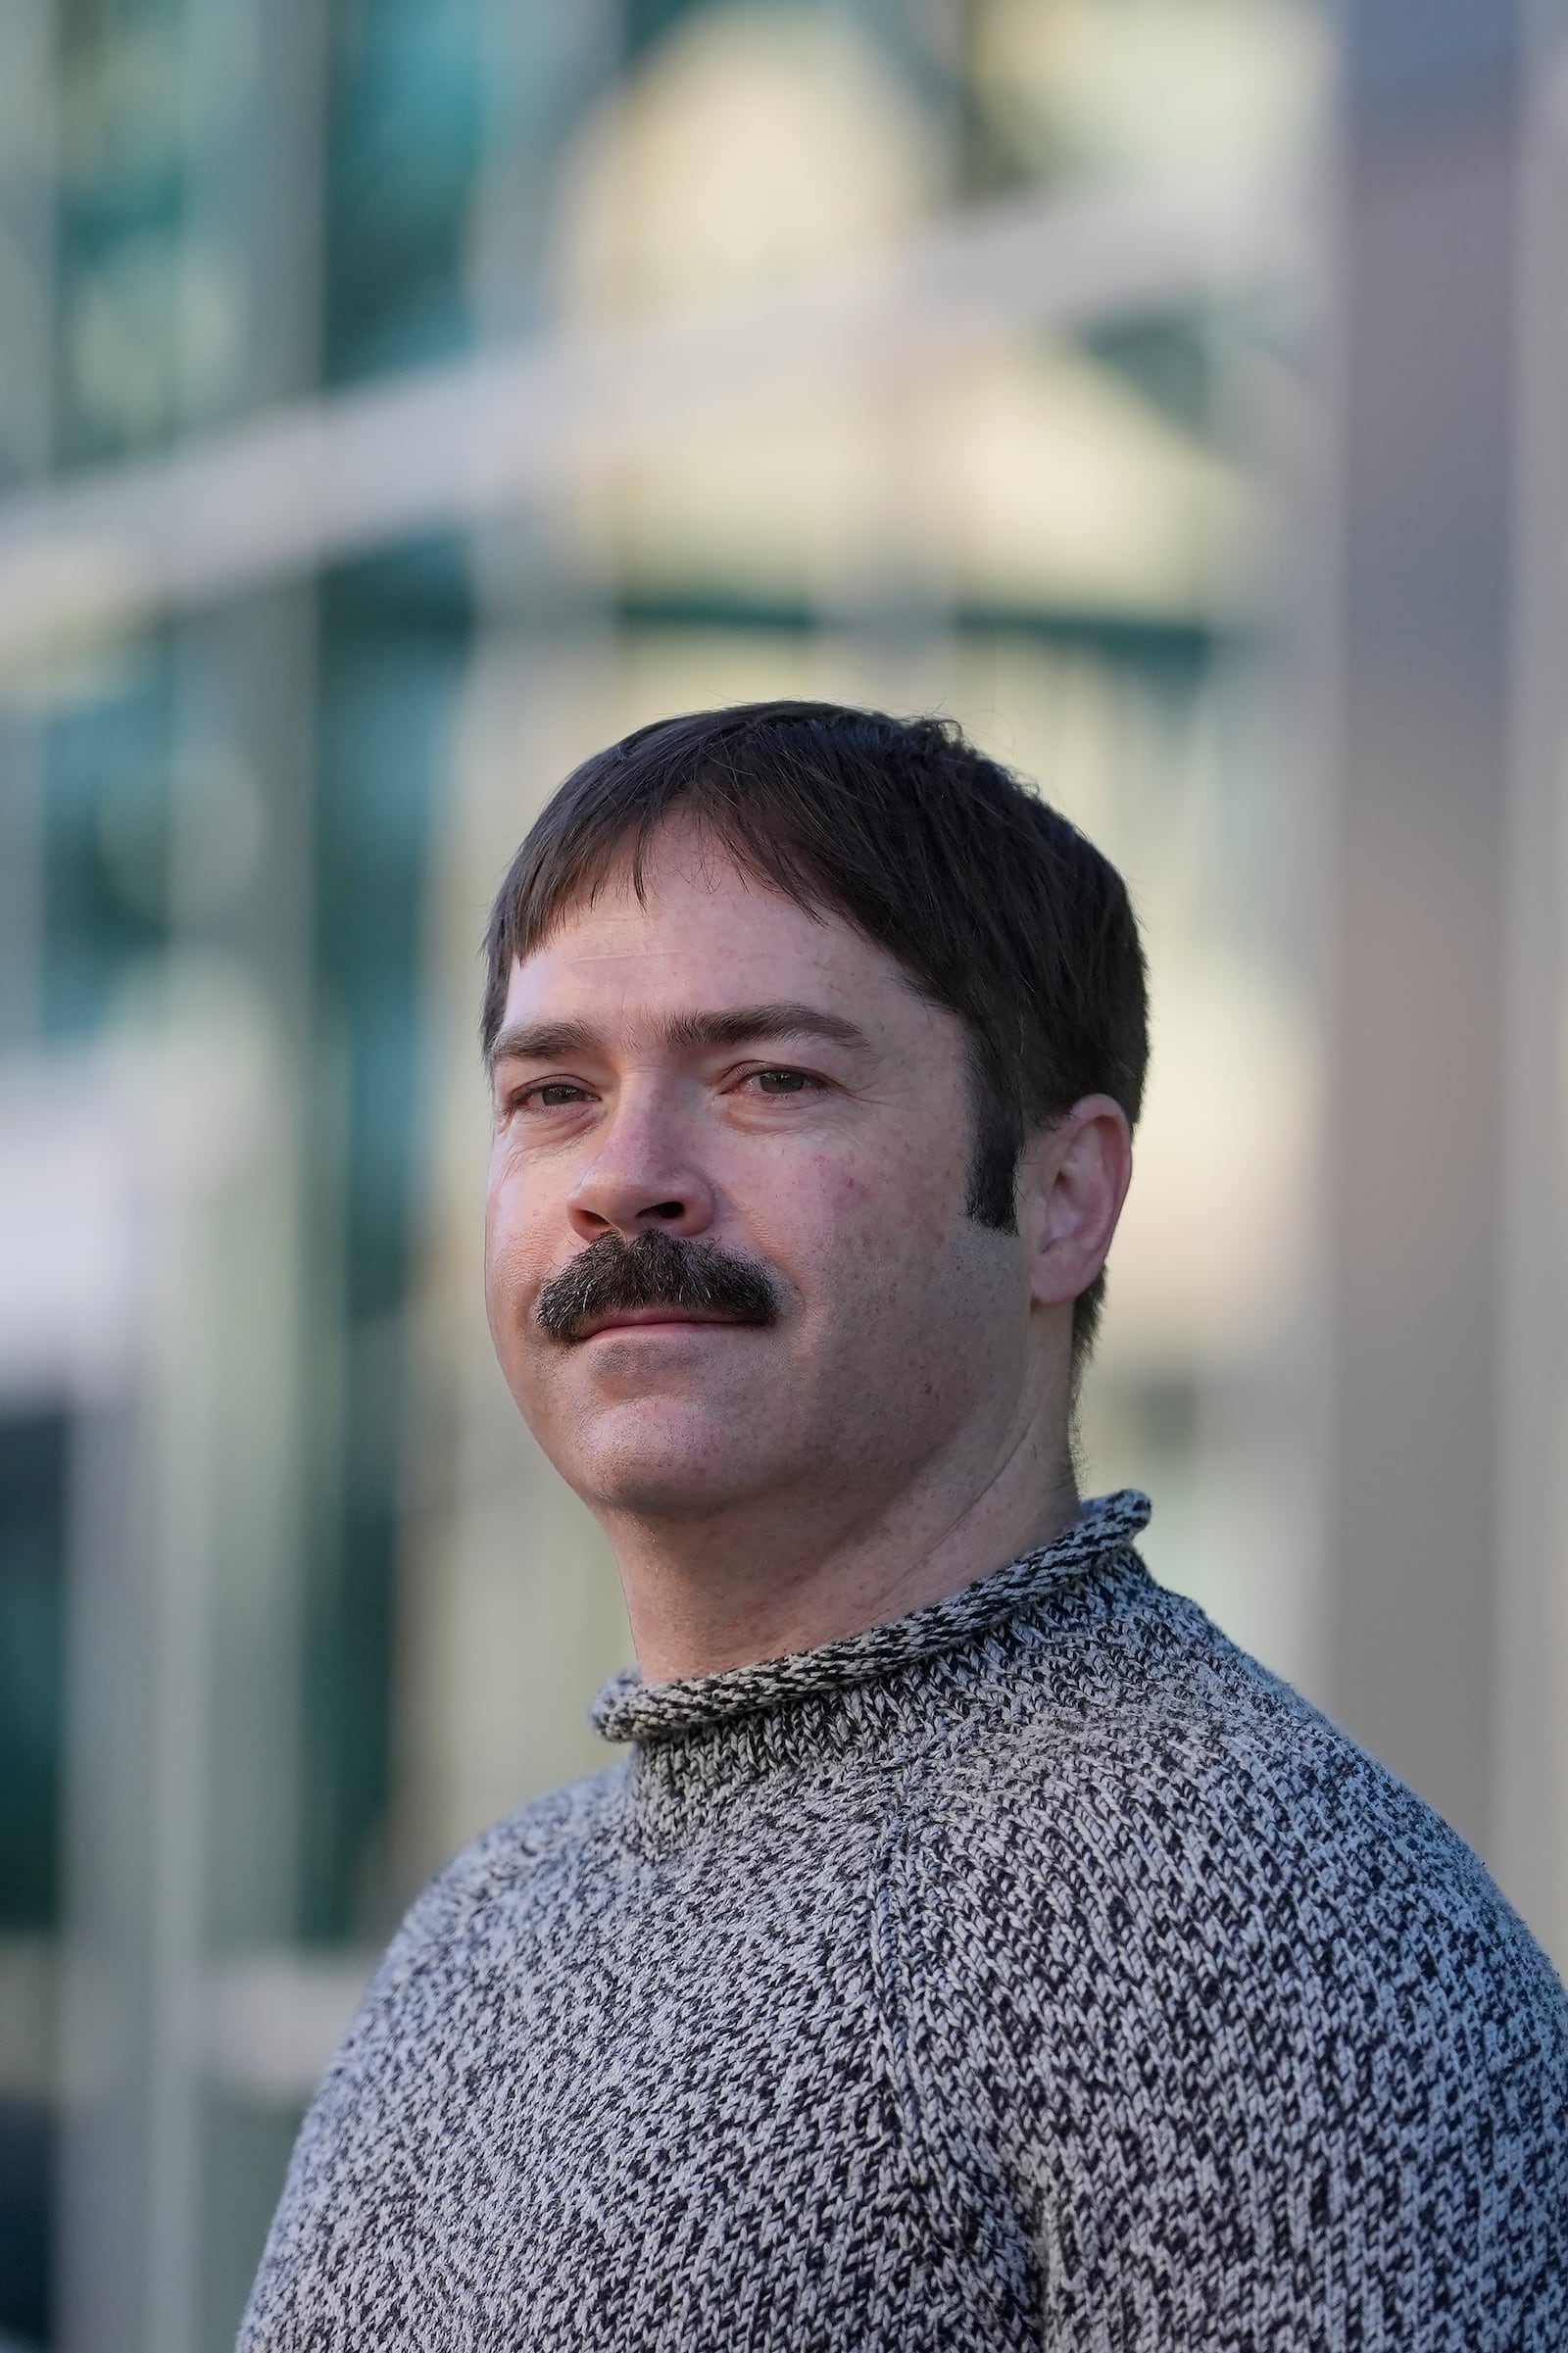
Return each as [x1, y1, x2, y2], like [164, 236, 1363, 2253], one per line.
[482, 702, 1148, 1367]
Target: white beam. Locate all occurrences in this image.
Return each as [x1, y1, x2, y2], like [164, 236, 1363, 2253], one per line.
[0, 178, 1303, 672]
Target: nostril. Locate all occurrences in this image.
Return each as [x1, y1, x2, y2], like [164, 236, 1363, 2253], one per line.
[651, 1201, 683, 1222]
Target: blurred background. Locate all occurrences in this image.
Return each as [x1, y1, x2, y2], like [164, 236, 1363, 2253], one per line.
[2, 0, 1566, 2344]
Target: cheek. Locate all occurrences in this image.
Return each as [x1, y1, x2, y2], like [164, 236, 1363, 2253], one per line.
[773, 1130, 966, 1306]
[482, 1152, 514, 1271]
[838, 1113, 967, 1240]
[483, 1152, 558, 1309]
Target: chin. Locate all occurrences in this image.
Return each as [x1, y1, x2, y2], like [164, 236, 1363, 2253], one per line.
[555, 1399, 779, 1521]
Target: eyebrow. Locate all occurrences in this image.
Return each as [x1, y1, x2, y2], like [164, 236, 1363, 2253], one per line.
[487, 1001, 872, 1072]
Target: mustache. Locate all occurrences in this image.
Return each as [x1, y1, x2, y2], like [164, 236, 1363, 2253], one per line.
[534, 1228, 783, 1344]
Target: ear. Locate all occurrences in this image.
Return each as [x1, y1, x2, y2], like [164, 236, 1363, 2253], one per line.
[1016, 1095, 1135, 1312]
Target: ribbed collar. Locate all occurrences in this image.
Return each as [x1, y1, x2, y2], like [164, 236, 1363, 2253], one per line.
[591, 1490, 1152, 1756]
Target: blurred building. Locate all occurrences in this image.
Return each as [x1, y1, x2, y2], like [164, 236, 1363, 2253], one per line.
[0, 2, 1565, 2348]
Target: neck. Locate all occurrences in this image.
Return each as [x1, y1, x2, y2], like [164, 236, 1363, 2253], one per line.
[601, 1411, 1081, 1684]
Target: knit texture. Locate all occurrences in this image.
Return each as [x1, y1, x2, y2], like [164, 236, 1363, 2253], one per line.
[240, 1494, 1568, 2350]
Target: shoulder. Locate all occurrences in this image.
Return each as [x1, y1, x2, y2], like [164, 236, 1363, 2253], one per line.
[238, 1762, 628, 2335]
[914, 1579, 1568, 2065]
[887, 1580, 1568, 2337]
[410, 1761, 624, 1916]
[330, 1763, 626, 2064]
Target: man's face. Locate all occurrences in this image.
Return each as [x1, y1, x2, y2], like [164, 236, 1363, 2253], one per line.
[484, 826, 1038, 1532]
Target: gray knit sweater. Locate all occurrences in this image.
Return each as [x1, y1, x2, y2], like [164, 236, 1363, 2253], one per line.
[241, 1493, 1568, 2350]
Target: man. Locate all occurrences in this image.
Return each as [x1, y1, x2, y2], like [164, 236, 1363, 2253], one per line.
[242, 702, 1568, 2350]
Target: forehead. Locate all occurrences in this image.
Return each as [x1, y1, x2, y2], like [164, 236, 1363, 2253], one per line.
[503, 835, 922, 1030]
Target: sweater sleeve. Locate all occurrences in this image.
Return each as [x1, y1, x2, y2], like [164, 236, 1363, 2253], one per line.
[238, 1779, 612, 2352]
[888, 1716, 1568, 2352]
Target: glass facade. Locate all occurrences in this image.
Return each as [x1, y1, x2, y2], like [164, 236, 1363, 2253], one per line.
[2, 3, 1564, 2347]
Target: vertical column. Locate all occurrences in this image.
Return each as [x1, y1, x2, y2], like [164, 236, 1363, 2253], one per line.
[1494, 10, 1568, 1964]
[1326, 1, 1515, 1848]
[1326, 0, 1566, 1958]
[53, 3, 331, 2349]
[163, 0, 330, 2329]
[0, 0, 56, 1043]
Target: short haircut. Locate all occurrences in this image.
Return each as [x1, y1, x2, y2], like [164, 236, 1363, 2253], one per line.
[482, 701, 1148, 1372]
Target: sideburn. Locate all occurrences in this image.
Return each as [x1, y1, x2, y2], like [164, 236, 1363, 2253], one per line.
[964, 1069, 1022, 1234]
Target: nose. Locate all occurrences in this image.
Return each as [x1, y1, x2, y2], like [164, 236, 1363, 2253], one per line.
[565, 1095, 717, 1245]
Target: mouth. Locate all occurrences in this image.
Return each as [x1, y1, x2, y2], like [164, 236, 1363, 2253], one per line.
[571, 1305, 749, 1343]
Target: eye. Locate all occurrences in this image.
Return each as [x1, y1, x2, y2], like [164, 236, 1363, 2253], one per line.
[749, 1068, 818, 1096]
[505, 1081, 591, 1114]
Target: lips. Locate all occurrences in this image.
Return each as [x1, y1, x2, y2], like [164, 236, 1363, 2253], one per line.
[572, 1305, 746, 1342]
